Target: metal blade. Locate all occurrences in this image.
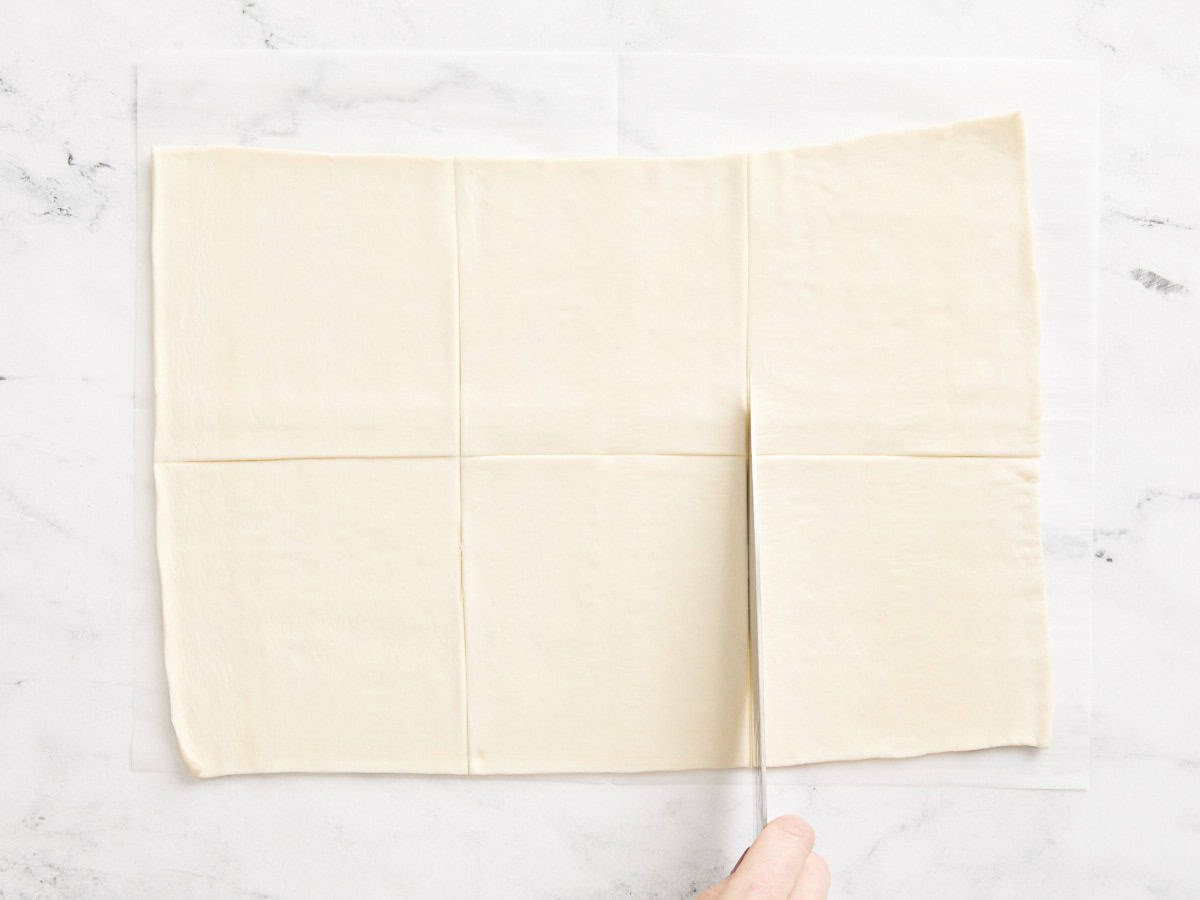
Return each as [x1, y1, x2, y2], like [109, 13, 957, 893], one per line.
[747, 393, 768, 833]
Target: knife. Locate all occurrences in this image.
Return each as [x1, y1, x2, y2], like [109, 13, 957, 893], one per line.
[747, 390, 768, 833]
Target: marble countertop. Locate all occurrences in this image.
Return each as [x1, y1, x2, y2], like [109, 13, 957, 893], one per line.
[2, 2, 1198, 897]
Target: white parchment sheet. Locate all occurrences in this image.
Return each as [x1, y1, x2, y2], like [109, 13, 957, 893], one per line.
[133, 52, 1096, 788]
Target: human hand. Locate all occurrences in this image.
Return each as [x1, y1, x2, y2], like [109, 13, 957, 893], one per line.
[698, 815, 829, 899]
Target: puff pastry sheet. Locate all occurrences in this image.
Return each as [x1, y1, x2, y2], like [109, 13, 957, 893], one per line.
[153, 114, 1049, 776]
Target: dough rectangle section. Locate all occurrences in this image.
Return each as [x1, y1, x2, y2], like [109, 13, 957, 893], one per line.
[461, 455, 750, 774]
[746, 115, 1050, 766]
[456, 156, 748, 457]
[754, 455, 1050, 766]
[155, 458, 468, 776]
[748, 114, 1040, 458]
[152, 148, 460, 462]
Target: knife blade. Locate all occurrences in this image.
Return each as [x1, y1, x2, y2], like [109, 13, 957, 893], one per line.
[747, 390, 768, 833]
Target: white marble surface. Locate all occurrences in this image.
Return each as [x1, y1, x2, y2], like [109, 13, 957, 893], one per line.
[2, 2, 1198, 898]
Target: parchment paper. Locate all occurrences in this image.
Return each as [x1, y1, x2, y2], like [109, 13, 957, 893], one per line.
[133, 51, 1096, 788]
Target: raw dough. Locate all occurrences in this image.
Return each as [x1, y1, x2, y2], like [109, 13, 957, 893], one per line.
[152, 113, 1049, 776]
[749, 114, 1040, 457]
[461, 455, 749, 773]
[156, 458, 467, 775]
[457, 157, 747, 455]
[755, 456, 1050, 765]
[153, 148, 459, 461]
[746, 114, 1050, 765]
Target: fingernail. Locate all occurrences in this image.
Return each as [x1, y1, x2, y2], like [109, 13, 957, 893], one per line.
[730, 846, 749, 875]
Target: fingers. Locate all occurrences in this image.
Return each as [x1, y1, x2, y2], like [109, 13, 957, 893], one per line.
[788, 852, 830, 900]
[720, 815, 816, 898]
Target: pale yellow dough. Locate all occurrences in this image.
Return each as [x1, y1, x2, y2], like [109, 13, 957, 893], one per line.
[755, 456, 1050, 765]
[153, 148, 459, 461]
[749, 115, 1040, 456]
[152, 113, 1050, 776]
[156, 459, 467, 775]
[747, 114, 1049, 764]
[457, 157, 747, 455]
[462, 455, 750, 774]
